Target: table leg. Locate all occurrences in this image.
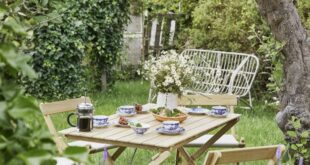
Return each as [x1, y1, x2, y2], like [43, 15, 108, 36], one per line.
[177, 147, 195, 165]
[149, 151, 171, 165]
[175, 149, 180, 165]
[111, 147, 126, 161]
[191, 118, 239, 159]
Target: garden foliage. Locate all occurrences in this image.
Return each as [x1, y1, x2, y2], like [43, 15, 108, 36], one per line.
[0, 1, 89, 164]
[24, 0, 130, 101]
[146, 0, 310, 103]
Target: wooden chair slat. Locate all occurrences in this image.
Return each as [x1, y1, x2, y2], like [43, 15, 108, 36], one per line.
[40, 96, 91, 115]
[204, 145, 285, 165]
[178, 94, 237, 106]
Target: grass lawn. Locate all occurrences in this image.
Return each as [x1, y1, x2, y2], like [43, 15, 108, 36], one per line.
[52, 80, 289, 165]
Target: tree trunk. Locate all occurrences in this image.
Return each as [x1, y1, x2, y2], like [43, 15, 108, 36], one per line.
[256, 0, 310, 155]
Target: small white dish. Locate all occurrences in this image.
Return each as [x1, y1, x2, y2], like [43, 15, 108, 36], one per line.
[207, 111, 229, 118]
[112, 119, 136, 128]
[94, 122, 110, 128]
[187, 108, 209, 115]
[156, 127, 185, 135]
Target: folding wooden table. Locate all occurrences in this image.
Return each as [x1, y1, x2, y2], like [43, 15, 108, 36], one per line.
[60, 112, 240, 165]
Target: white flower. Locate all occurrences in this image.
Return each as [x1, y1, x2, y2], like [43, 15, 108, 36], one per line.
[142, 49, 196, 93]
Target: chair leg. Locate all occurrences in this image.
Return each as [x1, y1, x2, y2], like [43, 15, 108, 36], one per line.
[128, 148, 137, 165]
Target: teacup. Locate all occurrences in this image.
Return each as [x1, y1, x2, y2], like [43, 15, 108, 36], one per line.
[162, 121, 180, 130]
[93, 115, 108, 127]
[118, 105, 135, 114]
[211, 106, 227, 115]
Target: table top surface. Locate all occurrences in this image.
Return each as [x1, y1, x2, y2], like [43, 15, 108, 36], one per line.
[60, 112, 240, 151]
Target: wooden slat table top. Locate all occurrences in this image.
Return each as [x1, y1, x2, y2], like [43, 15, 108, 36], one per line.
[60, 113, 240, 151]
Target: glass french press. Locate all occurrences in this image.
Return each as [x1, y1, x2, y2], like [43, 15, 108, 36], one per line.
[67, 102, 94, 132]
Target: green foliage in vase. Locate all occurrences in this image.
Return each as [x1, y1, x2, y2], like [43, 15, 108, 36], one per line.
[0, 1, 89, 164]
[24, 0, 130, 101]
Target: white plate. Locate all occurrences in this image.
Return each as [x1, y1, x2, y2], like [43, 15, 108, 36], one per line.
[207, 111, 229, 118]
[116, 111, 136, 117]
[156, 127, 185, 135]
[186, 108, 209, 115]
[112, 121, 130, 128]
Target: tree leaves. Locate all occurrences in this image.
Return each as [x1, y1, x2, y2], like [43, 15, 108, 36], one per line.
[63, 146, 90, 164]
[3, 17, 27, 35]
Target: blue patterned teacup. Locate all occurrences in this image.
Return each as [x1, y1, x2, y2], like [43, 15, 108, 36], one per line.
[118, 105, 135, 114]
[162, 121, 180, 130]
[211, 106, 227, 115]
[93, 115, 108, 127]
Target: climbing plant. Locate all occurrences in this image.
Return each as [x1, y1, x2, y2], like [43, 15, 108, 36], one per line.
[24, 0, 130, 101]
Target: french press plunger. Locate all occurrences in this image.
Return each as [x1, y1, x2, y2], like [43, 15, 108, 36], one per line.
[67, 102, 94, 132]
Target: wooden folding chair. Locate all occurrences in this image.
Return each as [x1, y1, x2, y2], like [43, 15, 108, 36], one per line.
[203, 145, 285, 165]
[178, 94, 245, 148]
[40, 96, 115, 154]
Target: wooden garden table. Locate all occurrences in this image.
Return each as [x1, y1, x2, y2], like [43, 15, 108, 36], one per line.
[60, 112, 240, 165]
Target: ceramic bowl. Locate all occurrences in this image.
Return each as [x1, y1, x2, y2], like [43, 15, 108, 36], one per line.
[118, 105, 135, 114]
[93, 115, 109, 127]
[211, 106, 227, 115]
[130, 123, 150, 135]
[162, 121, 180, 130]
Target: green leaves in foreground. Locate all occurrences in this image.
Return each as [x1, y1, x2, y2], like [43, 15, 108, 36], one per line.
[0, 1, 90, 165]
[63, 146, 91, 164]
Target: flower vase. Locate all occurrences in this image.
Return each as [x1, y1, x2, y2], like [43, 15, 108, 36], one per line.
[156, 92, 178, 109]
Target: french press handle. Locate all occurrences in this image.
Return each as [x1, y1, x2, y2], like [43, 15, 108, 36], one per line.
[67, 112, 77, 127]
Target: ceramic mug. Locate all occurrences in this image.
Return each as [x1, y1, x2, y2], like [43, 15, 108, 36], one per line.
[162, 121, 180, 130]
[211, 106, 227, 115]
[118, 105, 135, 114]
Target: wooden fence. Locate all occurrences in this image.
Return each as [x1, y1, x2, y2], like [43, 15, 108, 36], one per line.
[142, 13, 184, 60]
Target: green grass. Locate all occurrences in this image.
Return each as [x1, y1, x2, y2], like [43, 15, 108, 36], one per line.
[52, 80, 289, 165]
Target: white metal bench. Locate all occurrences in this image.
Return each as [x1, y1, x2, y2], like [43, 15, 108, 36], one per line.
[181, 49, 259, 108]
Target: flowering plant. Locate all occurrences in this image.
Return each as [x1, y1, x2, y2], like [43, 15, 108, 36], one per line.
[142, 50, 195, 95]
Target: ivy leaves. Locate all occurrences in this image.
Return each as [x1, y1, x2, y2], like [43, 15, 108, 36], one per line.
[24, 0, 130, 100]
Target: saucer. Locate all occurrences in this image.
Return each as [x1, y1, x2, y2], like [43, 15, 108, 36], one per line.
[94, 122, 110, 128]
[116, 111, 136, 117]
[207, 111, 229, 118]
[156, 127, 185, 135]
[187, 108, 209, 115]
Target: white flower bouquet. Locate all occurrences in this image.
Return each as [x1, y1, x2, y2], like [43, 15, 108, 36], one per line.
[142, 50, 195, 95]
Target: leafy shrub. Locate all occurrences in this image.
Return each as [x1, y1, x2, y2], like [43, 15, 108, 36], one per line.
[286, 116, 310, 164]
[0, 1, 89, 164]
[190, 0, 263, 52]
[115, 64, 142, 81]
[24, 1, 130, 101]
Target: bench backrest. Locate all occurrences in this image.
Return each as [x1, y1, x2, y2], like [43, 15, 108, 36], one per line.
[181, 49, 259, 97]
